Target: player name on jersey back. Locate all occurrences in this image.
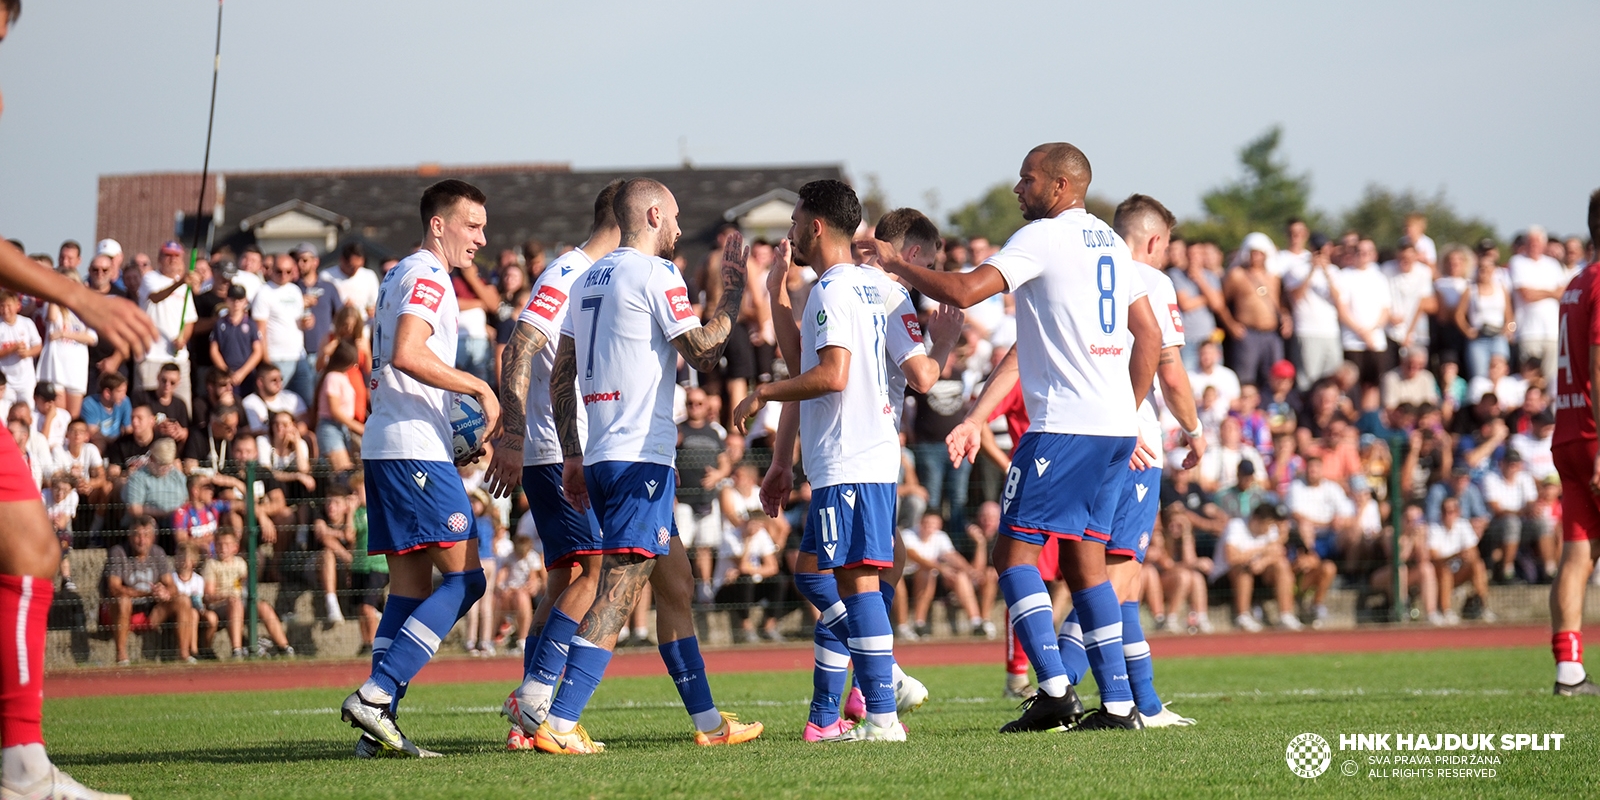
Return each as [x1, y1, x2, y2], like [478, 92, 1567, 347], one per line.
[983, 208, 1148, 438]
[799, 264, 903, 488]
[518, 249, 594, 466]
[1554, 265, 1600, 446]
[364, 249, 459, 462]
[560, 247, 700, 467]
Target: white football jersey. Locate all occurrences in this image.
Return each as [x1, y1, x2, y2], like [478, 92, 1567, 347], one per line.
[984, 208, 1148, 437]
[798, 264, 902, 488]
[867, 268, 928, 430]
[1133, 261, 1187, 452]
[560, 248, 700, 467]
[517, 249, 593, 466]
[364, 250, 459, 462]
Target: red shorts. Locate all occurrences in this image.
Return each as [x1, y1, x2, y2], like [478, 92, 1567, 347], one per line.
[1553, 439, 1600, 543]
[1037, 537, 1062, 582]
[0, 432, 40, 503]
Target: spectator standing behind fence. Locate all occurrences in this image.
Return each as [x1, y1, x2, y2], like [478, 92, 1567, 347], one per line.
[1223, 233, 1287, 389]
[125, 438, 185, 533]
[1456, 242, 1515, 381]
[203, 529, 292, 659]
[712, 510, 781, 644]
[316, 489, 356, 626]
[172, 474, 220, 556]
[43, 473, 77, 591]
[252, 254, 311, 405]
[911, 344, 976, 535]
[147, 363, 191, 450]
[1282, 233, 1343, 390]
[1509, 225, 1566, 387]
[676, 386, 731, 601]
[100, 517, 181, 666]
[1168, 239, 1227, 371]
[345, 474, 387, 656]
[38, 271, 96, 418]
[170, 546, 205, 663]
[313, 342, 363, 473]
[1187, 341, 1239, 420]
[242, 364, 305, 435]
[136, 242, 200, 408]
[32, 384, 69, 450]
[1333, 239, 1393, 386]
[210, 284, 263, 392]
[296, 244, 340, 379]
[1432, 245, 1471, 367]
[0, 289, 41, 409]
[1212, 504, 1299, 632]
[81, 371, 131, 447]
[1383, 237, 1437, 355]
[497, 534, 543, 655]
[1428, 497, 1492, 625]
[451, 259, 499, 385]
[320, 242, 379, 323]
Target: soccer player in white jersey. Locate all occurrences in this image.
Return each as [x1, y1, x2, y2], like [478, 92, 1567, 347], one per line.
[0, 6, 159, 797]
[754, 205, 962, 740]
[481, 181, 622, 748]
[1050, 195, 1206, 728]
[862, 143, 1162, 732]
[339, 180, 501, 757]
[729, 181, 912, 742]
[535, 178, 763, 754]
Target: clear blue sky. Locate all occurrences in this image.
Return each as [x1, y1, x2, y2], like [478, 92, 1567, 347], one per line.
[1, 0, 1596, 253]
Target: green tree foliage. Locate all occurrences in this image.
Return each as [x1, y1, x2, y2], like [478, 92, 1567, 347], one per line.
[947, 182, 1116, 244]
[1337, 185, 1498, 252]
[1178, 126, 1321, 252]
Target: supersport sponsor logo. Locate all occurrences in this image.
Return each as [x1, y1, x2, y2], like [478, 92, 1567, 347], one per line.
[583, 390, 621, 405]
[407, 279, 445, 311]
[902, 313, 923, 343]
[665, 286, 693, 320]
[527, 285, 568, 321]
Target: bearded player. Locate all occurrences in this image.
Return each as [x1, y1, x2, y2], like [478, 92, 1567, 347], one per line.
[0, 4, 161, 798]
[1549, 189, 1600, 697]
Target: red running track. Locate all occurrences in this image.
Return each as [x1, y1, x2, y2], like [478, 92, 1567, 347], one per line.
[45, 624, 1579, 699]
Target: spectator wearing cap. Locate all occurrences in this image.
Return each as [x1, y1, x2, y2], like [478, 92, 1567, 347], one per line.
[1215, 459, 1273, 521]
[1283, 232, 1343, 389]
[137, 240, 201, 408]
[1381, 348, 1440, 410]
[210, 282, 263, 392]
[1222, 232, 1287, 390]
[1332, 238, 1393, 386]
[232, 244, 266, 302]
[95, 239, 125, 294]
[1480, 450, 1538, 583]
[252, 253, 311, 405]
[1383, 237, 1437, 355]
[1188, 341, 1239, 419]
[320, 242, 380, 322]
[1509, 225, 1567, 387]
[1211, 503, 1300, 632]
[1263, 360, 1303, 437]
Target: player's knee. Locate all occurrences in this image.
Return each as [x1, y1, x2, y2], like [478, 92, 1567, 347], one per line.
[462, 568, 488, 604]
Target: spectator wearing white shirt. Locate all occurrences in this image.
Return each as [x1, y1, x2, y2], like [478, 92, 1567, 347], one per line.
[1196, 416, 1265, 494]
[31, 384, 70, 450]
[1479, 451, 1538, 583]
[1211, 504, 1299, 632]
[1187, 341, 1240, 417]
[250, 254, 311, 404]
[1508, 225, 1567, 387]
[1428, 497, 1490, 625]
[1467, 353, 1527, 407]
[1403, 212, 1438, 269]
[241, 363, 307, 435]
[902, 512, 984, 636]
[1383, 238, 1437, 354]
[1380, 348, 1440, 410]
[231, 245, 267, 303]
[137, 241, 201, 408]
[711, 511, 781, 644]
[0, 288, 42, 409]
[1456, 240, 1515, 380]
[1509, 412, 1555, 482]
[1331, 239, 1393, 386]
[1284, 456, 1345, 626]
[320, 242, 380, 321]
[1282, 233, 1342, 390]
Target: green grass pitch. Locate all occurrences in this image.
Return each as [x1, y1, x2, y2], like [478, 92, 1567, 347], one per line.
[43, 647, 1594, 798]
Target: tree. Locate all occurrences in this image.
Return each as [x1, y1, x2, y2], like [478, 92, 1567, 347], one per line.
[947, 182, 1116, 244]
[860, 173, 889, 227]
[1179, 126, 1321, 252]
[1338, 185, 1498, 254]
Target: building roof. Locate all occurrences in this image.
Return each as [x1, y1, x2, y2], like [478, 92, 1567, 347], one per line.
[96, 172, 221, 260]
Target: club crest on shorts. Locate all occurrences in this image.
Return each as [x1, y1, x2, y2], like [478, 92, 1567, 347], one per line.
[1139, 532, 1150, 551]
[657, 527, 670, 546]
[447, 512, 469, 534]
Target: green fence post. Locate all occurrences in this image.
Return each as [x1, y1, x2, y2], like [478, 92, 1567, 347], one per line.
[1388, 435, 1406, 623]
[245, 461, 259, 651]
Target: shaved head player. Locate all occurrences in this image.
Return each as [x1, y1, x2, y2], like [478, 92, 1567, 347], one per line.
[0, 4, 161, 798]
[1549, 188, 1600, 696]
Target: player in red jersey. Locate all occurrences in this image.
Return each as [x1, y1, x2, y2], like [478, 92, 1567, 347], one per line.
[0, 4, 160, 797]
[1549, 188, 1600, 697]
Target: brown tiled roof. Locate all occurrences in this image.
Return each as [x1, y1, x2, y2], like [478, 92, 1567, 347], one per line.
[96, 172, 220, 259]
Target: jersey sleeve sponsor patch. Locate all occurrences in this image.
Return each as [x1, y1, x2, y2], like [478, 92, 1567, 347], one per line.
[665, 286, 694, 321]
[1168, 303, 1184, 334]
[901, 313, 924, 343]
[407, 279, 445, 312]
[527, 284, 568, 321]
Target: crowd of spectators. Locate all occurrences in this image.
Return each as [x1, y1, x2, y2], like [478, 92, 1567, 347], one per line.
[8, 209, 1594, 661]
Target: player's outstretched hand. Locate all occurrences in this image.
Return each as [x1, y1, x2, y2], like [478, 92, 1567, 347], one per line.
[722, 229, 750, 285]
[760, 462, 793, 518]
[74, 290, 157, 362]
[729, 391, 764, 436]
[926, 303, 965, 347]
[561, 456, 590, 512]
[769, 239, 792, 292]
[482, 438, 522, 498]
[1130, 440, 1160, 471]
[1181, 432, 1206, 471]
[946, 419, 983, 466]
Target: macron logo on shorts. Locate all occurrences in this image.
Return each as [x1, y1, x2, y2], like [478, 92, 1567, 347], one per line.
[902, 313, 924, 343]
[646, 480, 659, 499]
[408, 280, 445, 312]
[528, 285, 567, 321]
[1136, 483, 1149, 502]
[1035, 458, 1050, 476]
[666, 286, 694, 320]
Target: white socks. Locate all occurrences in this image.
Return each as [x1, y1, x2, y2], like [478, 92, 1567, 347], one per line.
[1, 744, 51, 789]
[358, 679, 392, 706]
[691, 708, 724, 733]
[1105, 700, 1135, 717]
[1556, 661, 1587, 685]
[865, 711, 899, 729]
[1038, 675, 1070, 698]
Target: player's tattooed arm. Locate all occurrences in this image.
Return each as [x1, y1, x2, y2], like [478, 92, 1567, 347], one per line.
[574, 554, 657, 646]
[673, 232, 748, 372]
[493, 321, 548, 450]
[552, 334, 583, 460]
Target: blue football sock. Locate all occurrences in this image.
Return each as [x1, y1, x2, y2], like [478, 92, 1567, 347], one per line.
[545, 637, 613, 732]
[527, 609, 579, 687]
[369, 570, 484, 698]
[1073, 581, 1132, 710]
[371, 594, 423, 715]
[841, 591, 896, 720]
[878, 580, 896, 613]
[796, 571, 856, 703]
[998, 565, 1068, 696]
[522, 622, 542, 679]
[809, 620, 850, 727]
[1122, 600, 1162, 716]
[659, 636, 723, 732]
[1057, 608, 1088, 685]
